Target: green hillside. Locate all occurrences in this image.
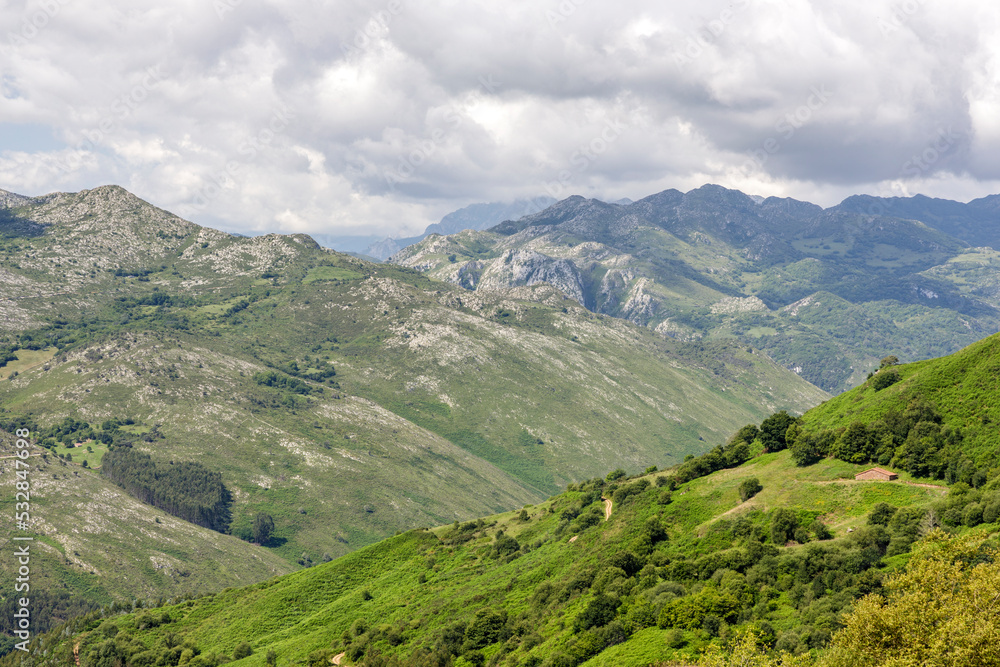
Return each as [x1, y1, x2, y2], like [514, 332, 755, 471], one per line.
[0, 186, 826, 622]
[12, 330, 1000, 665]
[0, 428, 293, 637]
[795, 333, 1000, 484]
[7, 434, 978, 667]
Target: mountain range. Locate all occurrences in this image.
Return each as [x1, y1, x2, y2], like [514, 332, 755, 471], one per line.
[0, 185, 823, 624]
[393, 184, 1000, 393]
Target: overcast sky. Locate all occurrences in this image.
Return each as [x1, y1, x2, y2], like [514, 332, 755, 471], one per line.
[1, 0, 998, 240]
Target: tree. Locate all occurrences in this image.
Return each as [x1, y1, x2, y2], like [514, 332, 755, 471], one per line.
[730, 423, 760, 446]
[833, 422, 873, 464]
[790, 432, 822, 466]
[252, 512, 275, 545]
[770, 509, 798, 544]
[826, 531, 1000, 666]
[233, 642, 252, 660]
[879, 355, 900, 369]
[871, 367, 901, 390]
[739, 477, 763, 502]
[867, 502, 897, 527]
[759, 411, 797, 452]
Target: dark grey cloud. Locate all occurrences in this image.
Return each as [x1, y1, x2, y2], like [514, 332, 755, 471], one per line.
[0, 0, 997, 237]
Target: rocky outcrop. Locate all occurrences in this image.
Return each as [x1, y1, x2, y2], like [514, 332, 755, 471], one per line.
[477, 249, 587, 305]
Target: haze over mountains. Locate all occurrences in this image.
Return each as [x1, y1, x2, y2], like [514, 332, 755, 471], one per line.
[395, 184, 1000, 393]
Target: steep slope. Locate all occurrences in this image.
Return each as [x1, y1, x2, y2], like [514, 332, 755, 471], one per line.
[394, 184, 999, 392]
[0, 427, 293, 634]
[16, 331, 1000, 666]
[0, 185, 826, 612]
[796, 331, 1000, 480]
[9, 434, 956, 666]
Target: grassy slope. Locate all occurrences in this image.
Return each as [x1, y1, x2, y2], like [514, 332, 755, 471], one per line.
[799, 332, 1000, 464]
[0, 429, 293, 608]
[15, 451, 950, 667]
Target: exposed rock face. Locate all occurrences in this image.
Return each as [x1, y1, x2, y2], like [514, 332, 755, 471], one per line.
[392, 183, 1000, 393]
[477, 249, 587, 305]
[0, 188, 32, 208]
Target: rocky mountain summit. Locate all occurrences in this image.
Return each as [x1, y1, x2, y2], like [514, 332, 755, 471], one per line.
[394, 184, 1000, 392]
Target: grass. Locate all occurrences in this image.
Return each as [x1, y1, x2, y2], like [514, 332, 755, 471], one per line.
[0, 347, 56, 380]
[302, 266, 364, 283]
[15, 440, 980, 667]
[49, 439, 109, 468]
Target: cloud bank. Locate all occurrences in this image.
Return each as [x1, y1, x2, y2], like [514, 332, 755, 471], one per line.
[1, 0, 998, 238]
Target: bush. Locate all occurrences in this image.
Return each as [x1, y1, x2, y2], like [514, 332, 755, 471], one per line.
[463, 609, 507, 649]
[739, 477, 763, 502]
[665, 628, 686, 648]
[770, 509, 798, 544]
[606, 469, 626, 481]
[871, 368, 901, 391]
[759, 411, 797, 452]
[232, 643, 252, 660]
[574, 594, 619, 631]
[809, 519, 832, 540]
[867, 503, 897, 526]
[964, 503, 984, 527]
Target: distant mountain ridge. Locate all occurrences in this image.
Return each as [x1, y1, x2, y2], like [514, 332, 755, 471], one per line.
[394, 184, 1000, 392]
[364, 197, 557, 260]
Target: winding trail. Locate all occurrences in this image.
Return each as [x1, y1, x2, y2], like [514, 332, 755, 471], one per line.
[602, 496, 613, 520]
[331, 652, 345, 665]
[73, 642, 80, 667]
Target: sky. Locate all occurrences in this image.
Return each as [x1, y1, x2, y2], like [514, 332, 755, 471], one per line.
[1, 0, 999, 242]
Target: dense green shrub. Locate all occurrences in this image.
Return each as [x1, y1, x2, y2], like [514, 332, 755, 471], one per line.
[739, 478, 762, 502]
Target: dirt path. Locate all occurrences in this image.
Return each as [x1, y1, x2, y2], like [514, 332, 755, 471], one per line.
[602, 496, 612, 520]
[73, 642, 80, 666]
[331, 652, 345, 665]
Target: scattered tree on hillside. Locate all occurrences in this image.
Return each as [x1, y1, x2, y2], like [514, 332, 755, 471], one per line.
[252, 512, 275, 545]
[759, 411, 797, 452]
[879, 355, 900, 369]
[739, 477, 763, 502]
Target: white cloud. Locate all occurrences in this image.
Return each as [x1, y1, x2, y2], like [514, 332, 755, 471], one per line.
[0, 0, 997, 236]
